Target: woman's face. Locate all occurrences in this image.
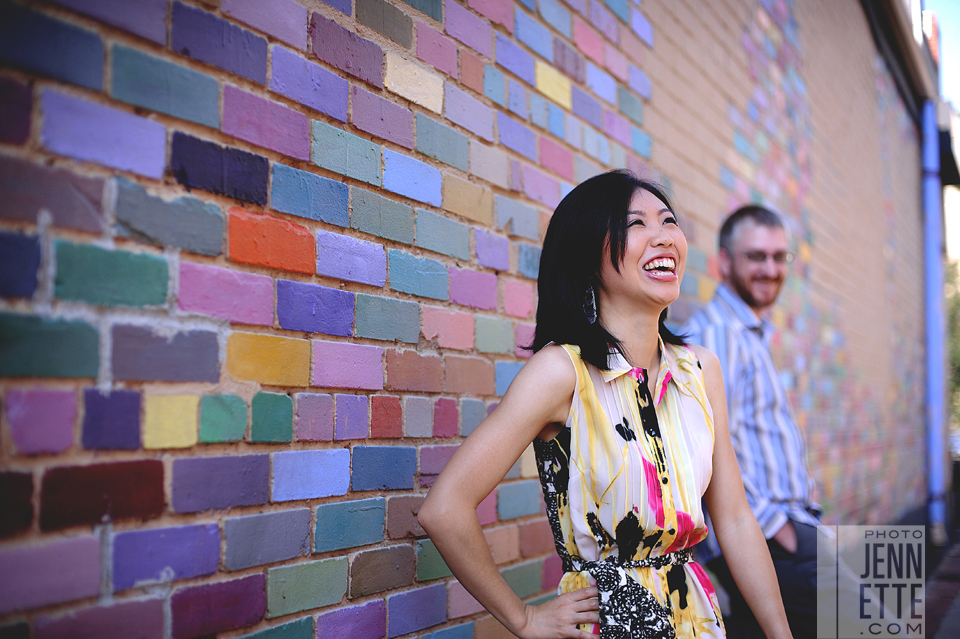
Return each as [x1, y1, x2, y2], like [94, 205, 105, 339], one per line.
[597, 188, 687, 313]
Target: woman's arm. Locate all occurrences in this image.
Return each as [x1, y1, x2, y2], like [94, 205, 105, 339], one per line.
[692, 345, 793, 639]
[418, 345, 599, 639]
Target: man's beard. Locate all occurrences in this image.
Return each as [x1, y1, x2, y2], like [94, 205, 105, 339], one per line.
[728, 268, 782, 311]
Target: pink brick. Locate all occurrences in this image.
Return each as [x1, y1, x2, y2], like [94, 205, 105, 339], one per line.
[523, 165, 561, 209]
[504, 280, 535, 318]
[604, 110, 632, 147]
[179, 261, 274, 326]
[604, 44, 628, 81]
[35, 599, 164, 639]
[417, 22, 458, 77]
[222, 85, 309, 160]
[469, 0, 514, 33]
[573, 17, 604, 65]
[448, 581, 484, 618]
[445, 0, 492, 58]
[421, 444, 459, 475]
[422, 305, 474, 350]
[351, 86, 414, 149]
[477, 490, 497, 525]
[313, 340, 384, 390]
[223, 0, 307, 50]
[538, 137, 574, 182]
[0, 536, 100, 615]
[6, 389, 76, 455]
[484, 525, 520, 564]
[449, 268, 497, 310]
[433, 398, 458, 438]
[542, 553, 563, 590]
[515, 323, 535, 358]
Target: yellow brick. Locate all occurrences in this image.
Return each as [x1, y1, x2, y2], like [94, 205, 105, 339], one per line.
[227, 332, 311, 387]
[442, 175, 493, 225]
[519, 444, 538, 478]
[697, 276, 718, 303]
[143, 394, 199, 449]
[385, 52, 443, 114]
[535, 61, 571, 110]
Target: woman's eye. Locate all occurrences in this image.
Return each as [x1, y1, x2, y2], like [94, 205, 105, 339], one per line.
[628, 219, 644, 227]
[664, 216, 678, 225]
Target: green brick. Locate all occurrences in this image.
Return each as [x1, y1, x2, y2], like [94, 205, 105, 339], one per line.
[416, 210, 469, 260]
[350, 187, 414, 244]
[54, 241, 168, 307]
[416, 539, 452, 581]
[399, 0, 442, 21]
[312, 120, 381, 186]
[355, 294, 419, 343]
[267, 557, 347, 618]
[416, 114, 468, 171]
[112, 45, 219, 128]
[0, 313, 99, 378]
[502, 560, 542, 599]
[237, 617, 313, 639]
[199, 394, 247, 443]
[475, 316, 514, 354]
[251, 392, 293, 443]
[617, 86, 643, 127]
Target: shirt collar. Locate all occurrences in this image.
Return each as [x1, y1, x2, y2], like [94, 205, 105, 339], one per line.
[714, 283, 775, 343]
[599, 334, 678, 407]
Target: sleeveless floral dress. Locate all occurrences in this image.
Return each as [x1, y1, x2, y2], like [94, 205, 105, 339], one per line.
[533, 341, 725, 638]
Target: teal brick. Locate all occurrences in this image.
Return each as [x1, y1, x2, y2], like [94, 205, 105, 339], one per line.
[315, 498, 385, 552]
[251, 392, 293, 443]
[679, 272, 698, 297]
[111, 45, 219, 128]
[502, 560, 543, 599]
[496, 361, 524, 396]
[632, 127, 652, 159]
[497, 479, 541, 519]
[0, 313, 98, 378]
[604, 0, 630, 24]
[54, 241, 167, 307]
[415, 114, 468, 171]
[460, 398, 485, 436]
[199, 394, 247, 443]
[496, 195, 539, 241]
[237, 617, 313, 639]
[416, 210, 469, 260]
[350, 187, 414, 244]
[312, 120, 381, 186]
[399, 0, 442, 21]
[355, 294, 419, 343]
[484, 65, 505, 106]
[687, 245, 708, 273]
[617, 86, 644, 127]
[475, 316, 514, 354]
[416, 539, 452, 581]
[518, 244, 540, 280]
[271, 163, 348, 226]
[388, 250, 448, 300]
[267, 557, 347, 618]
[529, 92, 548, 129]
[422, 624, 474, 639]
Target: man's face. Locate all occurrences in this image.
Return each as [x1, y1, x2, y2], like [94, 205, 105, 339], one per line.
[719, 222, 790, 312]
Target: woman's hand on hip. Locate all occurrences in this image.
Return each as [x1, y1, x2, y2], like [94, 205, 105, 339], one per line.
[516, 586, 600, 639]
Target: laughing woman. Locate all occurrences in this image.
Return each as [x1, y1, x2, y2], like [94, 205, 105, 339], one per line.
[418, 171, 792, 639]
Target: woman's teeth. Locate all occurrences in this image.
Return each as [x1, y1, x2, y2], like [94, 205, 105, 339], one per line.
[643, 258, 675, 271]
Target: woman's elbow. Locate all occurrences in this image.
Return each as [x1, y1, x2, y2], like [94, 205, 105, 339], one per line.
[417, 490, 445, 535]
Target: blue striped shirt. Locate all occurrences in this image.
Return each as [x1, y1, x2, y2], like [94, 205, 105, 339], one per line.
[682, 283, 820, 563]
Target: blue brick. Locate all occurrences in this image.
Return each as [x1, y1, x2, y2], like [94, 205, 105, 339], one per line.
[352, 446, 417, 490]
[517, 0, 535, 10]
[237, 617, 313, 639]
[495, 34, 535, 85]
[276, 279, 354, 336]
[604, 0, 630, 23]
[351, 187, 414, 244]
[496, 361, 525, 396]
[631, 9, 654, 47]
[112, 45, 219, 128]
[628, 65, 652, 100]
[271, 163, 348, 227]
[571, 87, 602, 129]
[518, 244, 541, 279]
[529, 93, 548, 129]
[388, 250, 448, 300]
[172, 1, 267, 84]
[586, 63, 616, 105]
[687, 246, 708, 273]
[560, 181, 574, 199]
[0, 4, 103, 90]
[387, 583, 446, 637]
[415, 114, 469, 171]
[416, 210, 469, 260]
[496, 195, 539, 241]
[422, 623, 474, 639]
[539, 0, 571, 38]
[497, 113, 537, 161]
[680, 272, 698, 297]
[312, 120, 381, 186]
[315, 497, 385, 552]
[618, 86, 644, 126]
[497, 479, 541, 519]
[508, 80, 528, 119]
[273, 449, 350, 501]
[632, 127, 652, 159]
[224, 508, 311, 570]
[515, 9, 553, 61]
[460, 398, 486, 436]
[719, 165, 735, 191]
[582, 126, 610, 164]
[548, 103, 565, 138]
[0, 232, 40, 298]
[484, 65, 506, 107]
[113, 523, 220, 591]
[355, 294, 419, 343]
[383, 150, 441, 206]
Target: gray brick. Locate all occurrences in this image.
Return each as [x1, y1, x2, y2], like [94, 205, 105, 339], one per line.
[415, 210, 469, 260]
[357, 0, 412, 48]
[475, 316, 515, 354]
[112, 324, 219, 383]
[415, 114, 468, 171]
[351, 187, 414, 244]
[312, 120, 381, 186]
[356, 294, 419, 343]
[617, 85, 643, 127]
[496, 195, 539, 241]
[115, 178, 223, 256]
[224, 508, 311, 570]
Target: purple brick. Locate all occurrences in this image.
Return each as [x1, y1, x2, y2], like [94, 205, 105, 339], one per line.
[311, 13, 383, 88]
[450, 268, 498, 310]
[475, 229, 510, 270]
[295, 392, 334, 441]
[273, 449, 350, 501]
[387, 583, 446, 636]
[0, 156, 105, 233]
[34, 599, 164, 639]
[445, 0, 491, 57]
[571, 86, 603, 129]
[497, 113, 537, 161]
[223, 85, 309, 160]
[51, 0, 165, 43]
[271, 45, 348, 122]
[113, 524, 220, 591]
[0, 77, 30, 145]
[445, 82, 494, 142]
[628, 65, 651, 100]
[172, 454, 269, 513]
[631, 8, 653, 47]
[496, 33, 535, 85]
[172, 2, 267, 83]
[336, 394, 368, 440]
[6, 389, 75, 455]
[317, 600, 386, 639]
[509, 157, 523, 191]
[421, 444, 459, 474]
[604, 110, 631, 147]
[352, 86, 413, 149]
[589, 0, 618, 42]
[0, 536, 100, 615]
[0, 231, 40, 298]
[316, 229, 387, 286]
[171, 574, 266, 639]
[82, 389, 140, 451]
[41, 89, 165, 179]
[313, 340, 385, 390]
[224, 0, 307, 49]
[277, 279, 354, 336]
[112, 325, 220, 383]
[170, 132, 269, 206]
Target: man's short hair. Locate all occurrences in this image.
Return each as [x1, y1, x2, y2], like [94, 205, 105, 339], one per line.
[718, 205, 784, 252]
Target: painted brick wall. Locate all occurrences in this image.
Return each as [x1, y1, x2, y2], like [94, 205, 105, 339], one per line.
[0, 0, 927, 637]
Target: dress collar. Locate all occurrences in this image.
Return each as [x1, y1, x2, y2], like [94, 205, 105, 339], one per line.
[599, 334, 678, 407]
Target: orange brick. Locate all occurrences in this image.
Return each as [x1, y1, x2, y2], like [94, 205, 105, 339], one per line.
[442, 175, 493, 225]
[228, 207, 315, 274]
[385, 350, 443, 392]
[484, 524, 520, 564]
[460, 48, 485, 94]
[444, 355, 495, 394]
[519, 518, 554, 557]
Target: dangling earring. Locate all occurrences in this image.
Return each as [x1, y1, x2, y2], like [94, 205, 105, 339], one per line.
[584, 284, 597, 324]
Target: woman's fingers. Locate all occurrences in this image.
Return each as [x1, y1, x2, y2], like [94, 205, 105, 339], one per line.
[568, 586, 599, 599]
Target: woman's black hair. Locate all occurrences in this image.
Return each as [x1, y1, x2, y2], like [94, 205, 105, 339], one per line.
[531, 169, 686, 370]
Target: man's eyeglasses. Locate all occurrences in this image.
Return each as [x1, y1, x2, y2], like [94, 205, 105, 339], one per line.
[740, 251, 794, 264]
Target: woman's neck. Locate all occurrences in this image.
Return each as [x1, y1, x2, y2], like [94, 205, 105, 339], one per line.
[598, 304, 662, 373]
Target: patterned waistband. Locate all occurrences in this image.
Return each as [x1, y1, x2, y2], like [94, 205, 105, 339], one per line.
[571, 547, 692, 574]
